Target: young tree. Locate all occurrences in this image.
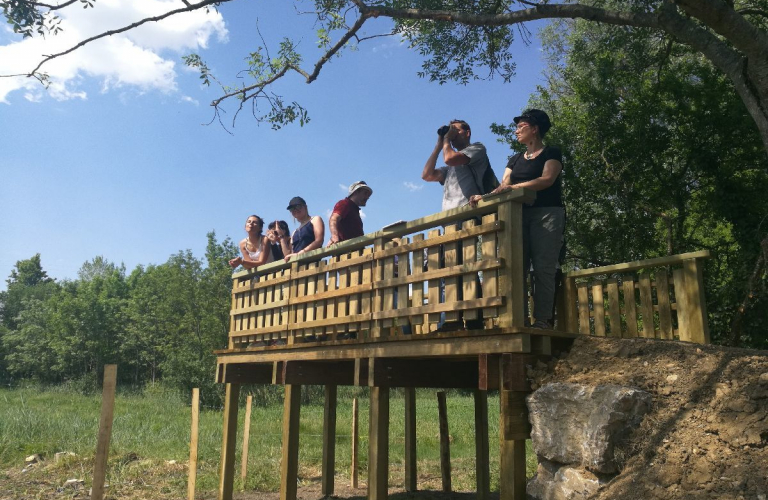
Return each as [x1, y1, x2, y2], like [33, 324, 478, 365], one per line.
[4, 0, 768, 155]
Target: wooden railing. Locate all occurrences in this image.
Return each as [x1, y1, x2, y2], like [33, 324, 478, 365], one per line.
[559, 250, 711, 344]
[227, 190, 713, 349]
[227, 190, 534, 349]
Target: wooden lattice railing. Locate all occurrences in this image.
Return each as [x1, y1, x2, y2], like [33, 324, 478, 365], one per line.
[227, 190, 533, 348]
[559, 251, 711, 344]
[227, 189, 713, 349]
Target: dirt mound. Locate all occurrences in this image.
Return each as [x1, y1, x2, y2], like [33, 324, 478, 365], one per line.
[528, 336, 768, 499]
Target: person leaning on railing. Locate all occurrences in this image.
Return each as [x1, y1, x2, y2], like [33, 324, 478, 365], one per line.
[327, 181, 373, 245]
[470, 109, 565, 329]
[228, 214, 275, 270]
[283, 196, 325, 262]
[266, 220, 290, 260]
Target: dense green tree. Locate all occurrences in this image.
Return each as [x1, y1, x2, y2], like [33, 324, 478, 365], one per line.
[490, 18, 768, 346]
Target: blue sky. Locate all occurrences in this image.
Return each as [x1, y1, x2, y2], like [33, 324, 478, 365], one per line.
[0, 0, 549, 289]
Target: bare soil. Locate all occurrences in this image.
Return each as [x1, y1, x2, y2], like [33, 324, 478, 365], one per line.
[528, 336, 768, 500]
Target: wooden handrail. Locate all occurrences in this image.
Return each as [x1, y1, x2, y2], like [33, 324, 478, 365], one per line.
[566, 250, 711, 278]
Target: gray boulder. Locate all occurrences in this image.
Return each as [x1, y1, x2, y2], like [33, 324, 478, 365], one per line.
[528, 382, 651, 473]
[527, 459, 610, 500]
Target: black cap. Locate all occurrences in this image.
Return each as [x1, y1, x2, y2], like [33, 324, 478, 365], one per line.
[513, 109, 552, 135]
[286, 196, 307, 210]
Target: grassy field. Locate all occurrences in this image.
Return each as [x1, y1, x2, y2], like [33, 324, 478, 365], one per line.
[0, 385, 535, 498]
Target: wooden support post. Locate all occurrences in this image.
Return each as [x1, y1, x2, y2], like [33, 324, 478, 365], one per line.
[351, 396, 359, 489]
[280, 384, 302, 500]
[474, 390, 490, 500]
[437, 391, 451, 492]
[681, 258, 710, 344]
[497, 200, 525, 327]
[368, 387, 390, 500]
[322, 385, 338, 496]
[240, 394, 253, 485]
[188, 388, 200, 500]
[404, 387, 417, 492]
[499, 390, 528, 500]
[91, 364, 117, 500]
[218, 383, 240, 500]
[563, 276, 578, 333]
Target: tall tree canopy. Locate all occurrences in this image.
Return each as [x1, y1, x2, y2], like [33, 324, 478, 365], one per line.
[4, 0, 768, 154]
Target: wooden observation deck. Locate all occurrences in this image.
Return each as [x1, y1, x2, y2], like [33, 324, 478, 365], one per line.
[213, 190, 711, 500]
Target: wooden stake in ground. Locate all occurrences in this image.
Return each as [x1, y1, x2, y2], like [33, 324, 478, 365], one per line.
[437, 391, 451, 492]
[91, 364, 117, 500]
[241, 394, 253, 486]
[350, 396, 359, 489]
[188, 388, 200, 500]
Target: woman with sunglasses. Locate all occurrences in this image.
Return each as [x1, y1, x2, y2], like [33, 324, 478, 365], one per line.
[284, 196, 325, 261]
[228, 214, 274, 269]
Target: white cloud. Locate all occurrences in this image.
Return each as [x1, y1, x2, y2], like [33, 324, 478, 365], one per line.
[0, 0, 227, 103]
[338, 183, 349, 193]
[360, 210, 366, 219]
[180, 95, 199, 106]
[403, 181, 423, 192]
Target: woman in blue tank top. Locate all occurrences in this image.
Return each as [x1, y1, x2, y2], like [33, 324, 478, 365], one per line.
[283, 196, 325, 261]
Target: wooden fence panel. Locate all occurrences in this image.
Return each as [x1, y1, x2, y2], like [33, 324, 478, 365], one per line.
[462, 220, 479, 322]
[577, 283, 590, 335]
[655, 271, 673, 340]
[480, 213, 498, 323]
[427, 229, 442, 328]
[606, 279, 621, 338]
[444, 226, 460, 324]
[411, 234, 426, 334]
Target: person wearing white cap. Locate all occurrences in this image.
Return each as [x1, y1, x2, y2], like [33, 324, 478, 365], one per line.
[328, 181, 373, 245]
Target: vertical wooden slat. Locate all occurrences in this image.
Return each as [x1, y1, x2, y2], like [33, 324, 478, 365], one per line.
[325, 257, 339, 340]
[621, 275, 638, 338]
[437, 391, 451, 492]
[462, 220, 479, 322]
[287, 262, 299, 345]
[591, 281, 605, 336]
[404, 387, 417, 492]
[349, 251, 361, 332]
[360, 248, 374, 337]
[368, 387, 389, 500]
[673, 267, 688, 340]
[240, 395, 253, 484]
[372, 238, 386, 338]
[91, 364, 117, 500]
[427, 229, 442, 327]
[187, 388, 200, 500]
[314, 262, 327, 338]
[474, 390, 490, 500]
[322, 385, 337, 496]
[397, 238, 410, 334]
[218, 383, 240, 500]
[577, 283, 590, 335]
[606, 279, 621, 338]
[638, 274, 655, 338]
[305, 263, 317, 336]
[481, 213, 499, 323]
[338, 254, 351, 336]
[444, 226, 460, 323]
[382, 243, 395, 330]
[655, 270, 674, 340]
[280, 384, 301, 500]
[411, 235, 425, 334]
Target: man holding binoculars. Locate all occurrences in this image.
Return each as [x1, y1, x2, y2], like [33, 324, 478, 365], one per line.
[422, 119, 490, 210]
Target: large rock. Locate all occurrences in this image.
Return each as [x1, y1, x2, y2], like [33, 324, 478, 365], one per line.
[527, 459, 610, 500]
[528, 382, 651, 473]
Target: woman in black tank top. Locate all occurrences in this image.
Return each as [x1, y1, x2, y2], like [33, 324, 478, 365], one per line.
[283, 196, 326, 261]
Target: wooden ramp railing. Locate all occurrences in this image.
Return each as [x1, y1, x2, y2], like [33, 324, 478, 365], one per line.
[560, 250, 711, 344]
[228, 189, 535, 349]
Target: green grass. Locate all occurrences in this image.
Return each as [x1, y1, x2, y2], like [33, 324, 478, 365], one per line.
[0, 386, 536, 497]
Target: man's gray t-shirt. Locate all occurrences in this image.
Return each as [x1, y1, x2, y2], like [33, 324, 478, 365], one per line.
[437, 142, 490, 211]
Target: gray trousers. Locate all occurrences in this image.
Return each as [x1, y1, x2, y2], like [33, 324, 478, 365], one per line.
[522, 206, 565, 322]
